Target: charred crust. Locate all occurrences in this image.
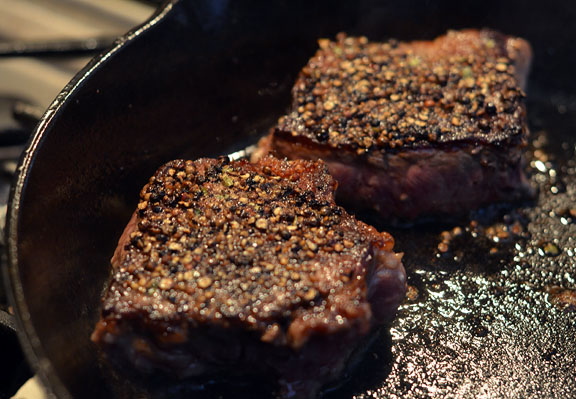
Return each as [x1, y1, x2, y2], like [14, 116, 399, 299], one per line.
[102, 156, 394, 346]
[276, 29, 530, 153]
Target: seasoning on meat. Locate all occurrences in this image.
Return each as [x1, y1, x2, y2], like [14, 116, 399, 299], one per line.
[256, 29, 534, 222]
[91, 155, 406, 399]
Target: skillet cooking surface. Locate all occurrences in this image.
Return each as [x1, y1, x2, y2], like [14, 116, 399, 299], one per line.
[337, 96, 576, 398]
[106, 92, 576, 399]
[4, 1, 576, 398]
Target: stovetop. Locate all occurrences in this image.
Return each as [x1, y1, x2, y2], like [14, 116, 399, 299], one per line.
[0, 1, 155, 397]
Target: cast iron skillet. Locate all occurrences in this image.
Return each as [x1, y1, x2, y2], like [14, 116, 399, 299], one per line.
[3, 0, 576, 398]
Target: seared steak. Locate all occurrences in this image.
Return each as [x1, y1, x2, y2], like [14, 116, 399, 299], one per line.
[91, 156, 406, 398]
[256, 29, 534, 222]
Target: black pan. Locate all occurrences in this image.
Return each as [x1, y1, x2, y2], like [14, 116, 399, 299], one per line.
[3, 0, 576, 398]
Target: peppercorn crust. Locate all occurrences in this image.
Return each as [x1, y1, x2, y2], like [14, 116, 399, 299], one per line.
[93, 156, 402, 351]
[275, 29, 531, 154]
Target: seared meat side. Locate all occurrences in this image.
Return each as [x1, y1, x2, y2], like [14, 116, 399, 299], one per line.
[91, 156, 406, 398]
[257, 29, 534, 222]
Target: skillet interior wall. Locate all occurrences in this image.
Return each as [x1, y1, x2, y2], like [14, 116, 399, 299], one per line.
[6, 0, 576, 398]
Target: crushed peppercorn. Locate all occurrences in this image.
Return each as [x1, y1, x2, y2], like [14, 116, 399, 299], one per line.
[275, 29, 528, 152]
[104, 156, 396, 346]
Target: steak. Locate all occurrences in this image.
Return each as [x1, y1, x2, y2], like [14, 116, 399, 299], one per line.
[255, 29, 534, 222]
[91, 155, 406, 398]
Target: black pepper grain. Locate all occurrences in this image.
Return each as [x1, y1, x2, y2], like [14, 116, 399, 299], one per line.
[275, 30, 527, 152]
[108, 156, 395, 344]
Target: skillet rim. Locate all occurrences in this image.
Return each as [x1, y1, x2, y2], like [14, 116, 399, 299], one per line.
[1, 1, 178, 397]
[3, 3, 575, 398]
